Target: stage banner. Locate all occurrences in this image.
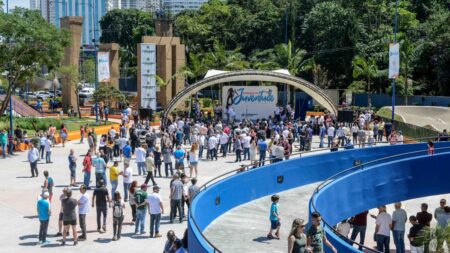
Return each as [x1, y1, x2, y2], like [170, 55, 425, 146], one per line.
[389, 43, 400, 79]
[222, 86, 278, 120]
[140, 43, 157, 110]
[97, 52, 110, 83]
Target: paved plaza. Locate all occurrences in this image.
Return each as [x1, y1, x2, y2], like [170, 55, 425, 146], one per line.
[0, 136, 241, 253]
[1, 135, 449, 253]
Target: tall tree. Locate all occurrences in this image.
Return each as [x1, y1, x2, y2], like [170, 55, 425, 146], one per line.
[0, 8, 70, 115]
[352, 55, 379, 108]
[99, 9, 155, 74]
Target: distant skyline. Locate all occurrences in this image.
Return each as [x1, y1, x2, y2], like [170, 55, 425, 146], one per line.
[7, 0, 30, 10]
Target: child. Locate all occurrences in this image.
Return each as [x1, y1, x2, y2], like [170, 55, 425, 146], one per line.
[112, 191, 125, 241]
[267, 194, 281, 239]
[43, 170, 54, 202]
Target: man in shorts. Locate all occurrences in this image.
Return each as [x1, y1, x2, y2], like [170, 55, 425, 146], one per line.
[61, 189, 78, 246]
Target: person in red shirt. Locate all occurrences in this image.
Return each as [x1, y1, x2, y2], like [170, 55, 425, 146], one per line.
[82, 152, 92, 189]
[80, 126, 85, 144]
[350, 210, 369, 250]
[427, 141, 435, 155]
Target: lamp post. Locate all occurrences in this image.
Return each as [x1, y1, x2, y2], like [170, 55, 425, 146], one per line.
[6, 0, 13, 138]
[391, 0, 399, 122]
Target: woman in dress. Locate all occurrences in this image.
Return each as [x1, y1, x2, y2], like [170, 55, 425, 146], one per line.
[249, 137, 258, 167]
[60, 124, 68, 147]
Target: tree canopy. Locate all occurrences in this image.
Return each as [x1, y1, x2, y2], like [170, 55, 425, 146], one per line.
[173, 0, 449, 96]
[0, 8, 70, 115]
[99, 8, 155, 75]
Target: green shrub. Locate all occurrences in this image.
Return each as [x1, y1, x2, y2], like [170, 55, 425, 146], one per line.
[202, 98, 212, 108]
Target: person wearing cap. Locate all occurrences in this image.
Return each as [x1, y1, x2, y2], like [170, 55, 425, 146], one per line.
[147, 185, 164, 238]
[134, 184, 149, 235]
[288, 218, 307, 253]
[37, 191, 51, 244]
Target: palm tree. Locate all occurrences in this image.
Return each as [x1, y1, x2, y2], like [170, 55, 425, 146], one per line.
[352, 55, 379, 109]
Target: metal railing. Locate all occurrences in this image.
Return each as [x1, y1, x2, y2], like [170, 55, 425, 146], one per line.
[189, 136, 443, 253]
[310, 140, 450, 253]
[378, 115, 440, 141]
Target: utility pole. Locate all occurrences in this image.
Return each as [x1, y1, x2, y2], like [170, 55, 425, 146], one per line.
[7, 0, 13, 139]
[284, 0, 288, 108]
[391, 0, 399, 122]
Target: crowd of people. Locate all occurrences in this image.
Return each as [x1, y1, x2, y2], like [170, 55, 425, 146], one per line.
[330, 199, 450, 253]
[1, 101, 446, 253]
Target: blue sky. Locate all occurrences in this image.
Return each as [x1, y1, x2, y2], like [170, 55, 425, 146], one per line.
[6, 0, 30, 10]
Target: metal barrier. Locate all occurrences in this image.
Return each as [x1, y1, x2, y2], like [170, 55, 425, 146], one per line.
[189, 136, 442, 253]
[379, 115, 440, 141]
[310, 144, 450, 253]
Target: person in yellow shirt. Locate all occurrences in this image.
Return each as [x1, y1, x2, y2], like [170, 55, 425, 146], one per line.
[144, 153, 157, 186]
[109, 161, 122, 197]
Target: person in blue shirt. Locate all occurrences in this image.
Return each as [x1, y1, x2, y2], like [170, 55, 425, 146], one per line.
[267, 194, 281, 239]
[122, 142, 132, 164]
[258, 138, 268, 167]
[175, 129, 184, 146]
[173, 146, 185, 173]
[319, 124, 326, 148]
[344, 138, 355, 150]
[37, 191, 51, 244]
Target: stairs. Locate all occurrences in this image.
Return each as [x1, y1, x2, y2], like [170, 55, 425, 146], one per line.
[0, 95, 42, 117]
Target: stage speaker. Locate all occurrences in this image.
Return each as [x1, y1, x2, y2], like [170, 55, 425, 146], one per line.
[338, 110, 354, 123]
[139, 108, 153, 119]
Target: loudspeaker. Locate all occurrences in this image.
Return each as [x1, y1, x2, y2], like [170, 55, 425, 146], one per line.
[338, 110, 354, 123]
[139, 108, 153, 119]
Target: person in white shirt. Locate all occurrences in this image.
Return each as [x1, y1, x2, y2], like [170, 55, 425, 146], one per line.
[78, 185, 90, 240]
[44, 135, 52, 163]
[39, 135, 47, 160]
[28, 143, 40, 177]
[109, 127, 116, 139]
[242, 134, 251, 160]
[122, 163, 133, 202]
[198, 134, 206, 159]
[327, 125, 335, 148]
[397, 131, 404, 144]
[208, 134, 218, 160]
[219, 132, 229, 157]
[147, 185, 164, 238]
[134, 144, 147, 176]
[177, 120, 185, 131]
[337, 219, 351, 238]
[375, 205, 393, 253]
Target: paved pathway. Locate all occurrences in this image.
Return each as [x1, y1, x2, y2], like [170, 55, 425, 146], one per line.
[0, 136, 241, 253]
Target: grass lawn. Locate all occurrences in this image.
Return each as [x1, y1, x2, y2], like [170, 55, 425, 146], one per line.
[0, 116, 114, 135]
[376, 107, 404, 122]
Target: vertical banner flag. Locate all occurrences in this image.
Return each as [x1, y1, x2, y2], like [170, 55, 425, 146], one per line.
[140, 44, 157, 110]
[97, 52, 111, 83]
[389, 43, 400, 79]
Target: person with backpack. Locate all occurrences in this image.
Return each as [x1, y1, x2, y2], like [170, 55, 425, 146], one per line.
[134, 184, 149, 235]
[43, 170, 54, 202]
[111, 192, 125, 241]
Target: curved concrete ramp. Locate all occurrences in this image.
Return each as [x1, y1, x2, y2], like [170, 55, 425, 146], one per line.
[382, 106, 450, 132]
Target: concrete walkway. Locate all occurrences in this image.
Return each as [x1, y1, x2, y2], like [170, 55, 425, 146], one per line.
[0, 137, 241, 253]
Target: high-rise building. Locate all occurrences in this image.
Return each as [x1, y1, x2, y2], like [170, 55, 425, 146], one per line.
[30, 0, 40, 10]
[48, 0, 114, 46]
[120, 0, 160, 12]
[121, 0, 137, 9]
[162, 0, 207, 15]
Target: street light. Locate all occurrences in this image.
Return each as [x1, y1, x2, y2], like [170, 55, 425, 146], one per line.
[391, 0, 399, 122]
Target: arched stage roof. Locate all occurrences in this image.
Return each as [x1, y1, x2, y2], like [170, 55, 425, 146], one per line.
[163, 70, 337, 119]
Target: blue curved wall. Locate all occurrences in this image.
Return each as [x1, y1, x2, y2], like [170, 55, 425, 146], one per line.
[189, 143, 450, 253]
[312, 152, 450, 253]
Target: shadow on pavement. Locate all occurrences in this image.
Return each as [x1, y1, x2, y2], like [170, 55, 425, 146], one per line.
[19, 234, 38, 240]
[18, 242, 38, 246]
[252, 236, 273, 244]
[94, 238, 112, 243]
[23, 215, 38, 219]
